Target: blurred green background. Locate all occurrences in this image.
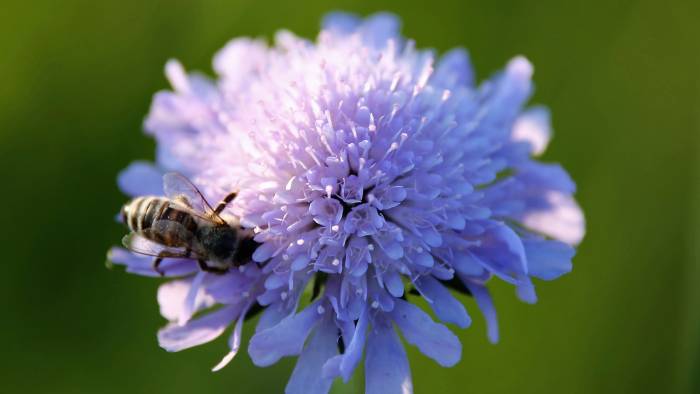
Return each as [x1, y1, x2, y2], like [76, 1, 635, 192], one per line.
[1, 0, 699, 393]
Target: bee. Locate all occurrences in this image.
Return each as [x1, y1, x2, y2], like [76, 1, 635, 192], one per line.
[120, 172, 257, 275]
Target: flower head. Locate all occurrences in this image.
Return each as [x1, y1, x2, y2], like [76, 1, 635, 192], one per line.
[109, 12, 584, 393]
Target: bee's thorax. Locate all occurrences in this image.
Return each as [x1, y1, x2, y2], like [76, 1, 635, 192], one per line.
[195, 225, 238, 261]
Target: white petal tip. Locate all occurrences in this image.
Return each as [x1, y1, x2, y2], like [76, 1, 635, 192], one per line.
[508, 56, 533, 78]
[165, 59, 189, 93]
[211, 351, 237, 372]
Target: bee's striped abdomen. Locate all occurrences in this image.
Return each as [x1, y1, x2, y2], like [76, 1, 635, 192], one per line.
[121, 196, 198, 247]
[123, 196, 165, 232]
[159, 205, 197, 232]
[141, 197, 167, 231]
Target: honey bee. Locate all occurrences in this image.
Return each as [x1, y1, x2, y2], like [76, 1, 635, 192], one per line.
[120, 172, 257, 275]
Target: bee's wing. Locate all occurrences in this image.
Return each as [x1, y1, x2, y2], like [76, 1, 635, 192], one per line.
[163, 172, 226, 225]
[122, 230, 194, 259]
[163, 199, 217, 226]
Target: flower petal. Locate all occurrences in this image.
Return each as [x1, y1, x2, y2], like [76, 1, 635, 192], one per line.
[432, 48, 474, 88]
[471, 221, 528, 283]
[463, 280, 499, 344]
[107, 247, 196, 277]
[516, 277, 538, 304]
[285, 317, 338, 394]
[324, 12, 402, 49]
[522, 191, 585, 246]
[248, 302, 323, 366]
[414, 276, 471, 328]
[512, 106, 551, 156]
[390, 299, 461, 367]
[518, 161, 576, 193]
[256, 300, 295, 333]
[359, 13, 402, 49]
[178, 272, 202, 321]
[479, 56, 533, 136]
[157, 280, 191, 321]
[157, 304, 241, 352]
[365, 317, 413, 394]
[323, 307, 368, 381]
[213, 38, 268, 81]
[212, 303, 250, 372]
[322, 12, 361, 34]
[524, 238, 575, 280]
[157, 277, 215, 323]
[309, 197, 343, 227]
[117, 161, 163, 197]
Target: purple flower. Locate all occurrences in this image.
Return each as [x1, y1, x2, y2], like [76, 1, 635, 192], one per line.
[108, 12, 584, 394]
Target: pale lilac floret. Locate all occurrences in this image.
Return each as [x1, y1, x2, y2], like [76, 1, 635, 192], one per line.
[108, 11, 584, 394]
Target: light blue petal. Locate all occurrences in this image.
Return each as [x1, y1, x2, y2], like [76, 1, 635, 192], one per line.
[512, 106, 551, 155]
[359, 13, 402, 49]
[472, 221, 528, 283]
[322, 12, 361, 34]
[481, 162, 584, 245]
[521, 190, 585, 246]
[390, 300, 461, 367]
[255, 277, 311, 332]
[255, 300, 294, 333]
[322, 12, 401, 50]
[433, 48, 474, 88]
[451, 250, 486, 276]
[211, 308, 246, 372]
[479, 56, 533, 138]
[365, 317, 413, 394]
[117, 161, 163, 196]
[248, 302, 322, 366]
[384, 270, 405, 298]
[323, 308, 368, 381]
[180, 272, 206, 325]
[483, 162, 576, 216]
[516, 277, 538, 304]
[285, 317, 338, 394]
[524, 238, 575, 280]
[415, 276, 471, 328]
[463, 280, 499, 343]
[107, 247, 196, 278]
[518, 161, 576, 194]
[157, 304, 240, 352]
[252, 241, 277, 263]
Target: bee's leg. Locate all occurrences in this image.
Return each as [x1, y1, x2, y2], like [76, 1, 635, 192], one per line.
[198, 259, 228, 275]
[152, 255, 166, 276]
[214, 192, 238, 215]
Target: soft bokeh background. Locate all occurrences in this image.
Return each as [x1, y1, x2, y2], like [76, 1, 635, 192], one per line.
[2, 0, 699, 393]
